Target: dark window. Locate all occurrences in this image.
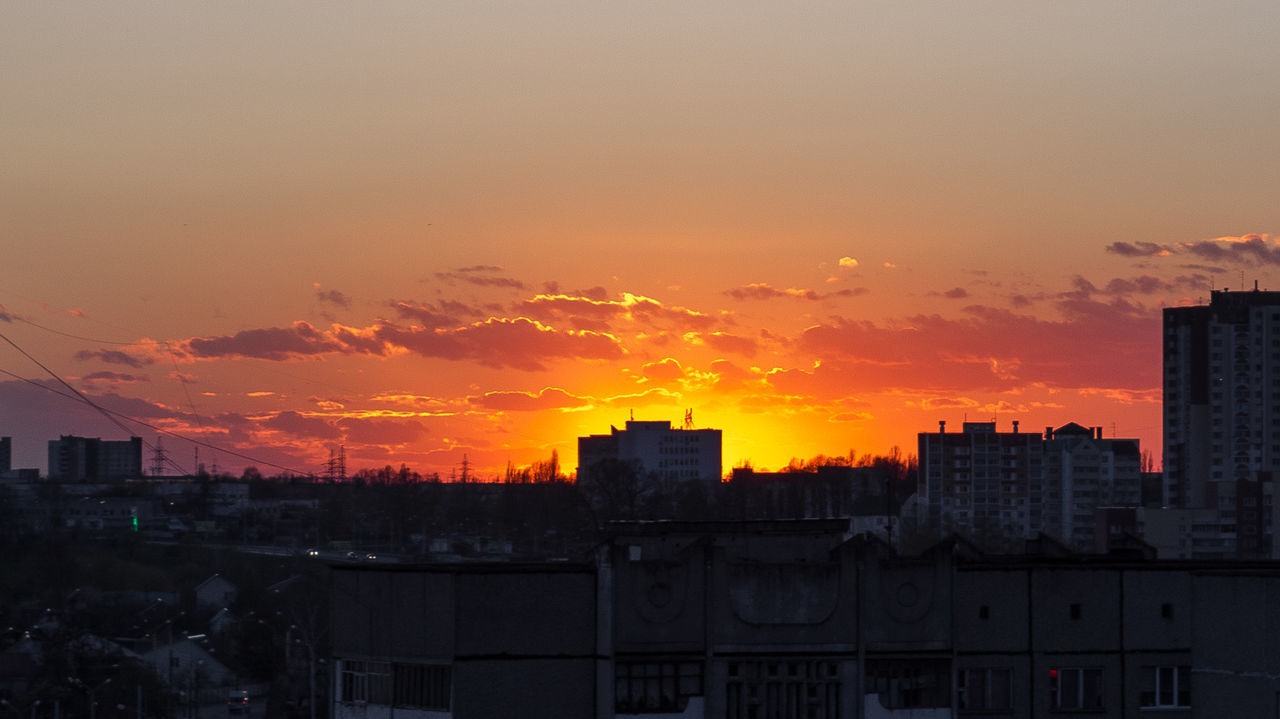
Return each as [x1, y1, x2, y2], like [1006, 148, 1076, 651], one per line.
[1070, 603, 1082, 620]
[339, 660, 449, 711]
[616, 660, 703, 714]
[958, 668, 1012, 713]
[1161, 603, 1173, 619]
[340, 660, 391, 704]
[979, 605, 990, 620]
[1138, 665, 1190, 709]
[1049, 667, 1104, 711]
[727, 660, 840, 719]
[392, 663, 451, 711]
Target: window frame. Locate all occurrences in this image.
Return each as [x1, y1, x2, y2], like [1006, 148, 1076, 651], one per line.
[1049, 667, 1104, 712]
[957, 667, 1013, 713]
[1138, 665, 1190, 710]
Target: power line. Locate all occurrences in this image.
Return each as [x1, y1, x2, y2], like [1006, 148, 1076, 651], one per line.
[0, 334, 309, 477]
[13, 316, 138, 345]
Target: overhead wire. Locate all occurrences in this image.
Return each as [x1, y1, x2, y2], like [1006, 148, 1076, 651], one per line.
[0, 332, 310, 477]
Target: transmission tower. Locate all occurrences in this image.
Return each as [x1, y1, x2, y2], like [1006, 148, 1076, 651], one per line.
[326, 445, 347, 482]
[150, 437, 168, 477]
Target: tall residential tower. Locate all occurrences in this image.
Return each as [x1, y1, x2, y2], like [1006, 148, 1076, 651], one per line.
[1163, 287, 1280, 557]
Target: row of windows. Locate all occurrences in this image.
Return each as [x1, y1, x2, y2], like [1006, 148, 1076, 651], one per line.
[339, 659, 450, 711]
[972, 601, 1174, 622]
[616, 660, 703, 713]
[726, 660, 841, 719]
[961, 665, 1190, 713]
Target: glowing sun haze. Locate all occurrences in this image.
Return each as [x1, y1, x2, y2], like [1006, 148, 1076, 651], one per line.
[2, 2, 1279, 477]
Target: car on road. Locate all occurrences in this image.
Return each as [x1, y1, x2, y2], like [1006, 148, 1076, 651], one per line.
[227, 689, 250, 715]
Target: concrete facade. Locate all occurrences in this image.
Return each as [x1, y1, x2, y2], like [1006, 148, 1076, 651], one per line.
[329, 520, 1280, 718]
[1163, 288, 1280, 557]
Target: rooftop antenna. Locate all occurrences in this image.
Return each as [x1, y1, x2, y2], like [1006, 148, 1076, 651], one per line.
[684, 409, 694, 430]
[630, 409, 634, 421]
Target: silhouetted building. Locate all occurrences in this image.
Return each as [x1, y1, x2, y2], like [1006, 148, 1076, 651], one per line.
[918, 421, 1140, 550]
[1163, 287, 1280, 505]
[918, 421, 1041, 541]
[47, 435, 142, 481]
[1164, 287, 1280, 556]
[578, 419, 722, 484]
[0, 436, 9, 474]
[1042, 423, 1142, 548]
[329, 520, 1280, 718]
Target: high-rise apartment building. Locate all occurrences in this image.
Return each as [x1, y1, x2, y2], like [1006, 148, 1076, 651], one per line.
[1163, 287, 1280, 557]
[1164, 288, 1280, 503]
[577, 419, 722, 485]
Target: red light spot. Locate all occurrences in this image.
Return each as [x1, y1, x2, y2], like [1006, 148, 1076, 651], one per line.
[1049, 669, 1058, 678]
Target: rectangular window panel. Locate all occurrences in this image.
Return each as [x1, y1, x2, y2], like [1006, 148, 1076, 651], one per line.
[393, 662, 451, 711]
[1050, 667, 1103, 711]
[726, 659, 840, 719]
[1139, 665, 1190, 709]
[616, 660, 704, 714]
[958, 668, 1012, 712]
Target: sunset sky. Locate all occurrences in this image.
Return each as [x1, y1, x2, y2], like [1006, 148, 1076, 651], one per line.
[3, 2, 1279, 478]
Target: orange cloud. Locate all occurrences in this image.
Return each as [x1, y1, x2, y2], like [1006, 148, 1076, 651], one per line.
[473, 387, 586, 411]
[338, 416, 428, 446]
[724, 283, 866, 301]
[517, 292, 714, 332]
[375, 317, 624, 370]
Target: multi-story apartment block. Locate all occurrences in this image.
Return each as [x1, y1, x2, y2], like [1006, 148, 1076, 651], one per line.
[1163, 287, 1280, 557]
[578, 419, 722, 485]
[918, 420, 1041, 543]
[47, 435, 143, 481]
[918, 421, 1141, 550]
[1044, 424, 1142, 548]
[329, 520, 1280, 718]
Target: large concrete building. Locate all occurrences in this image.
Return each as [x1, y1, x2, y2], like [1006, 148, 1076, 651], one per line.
[917, 421, 1140, 550]
[578, 419, 722, 485]
[1162, 287, 1280, 505]
[47, 435, 143, 481]
[329, 520, 1280, 718]
[1163, 287, 1280, 557]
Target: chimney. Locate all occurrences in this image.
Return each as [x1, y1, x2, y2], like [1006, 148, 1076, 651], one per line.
[1012, 420, 1019, 434]
[1045, 426, 1054, 440]
[939, 421, 946, 434]
[1095, 426, 1102, 440]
